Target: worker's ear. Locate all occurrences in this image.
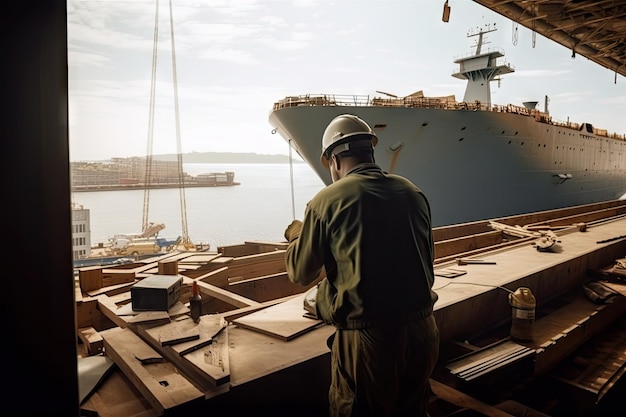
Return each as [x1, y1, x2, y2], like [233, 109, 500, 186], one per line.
[331, 154, 340, 170]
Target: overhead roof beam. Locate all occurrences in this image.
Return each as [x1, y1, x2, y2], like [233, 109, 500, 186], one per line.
[471, 0, 626, 78]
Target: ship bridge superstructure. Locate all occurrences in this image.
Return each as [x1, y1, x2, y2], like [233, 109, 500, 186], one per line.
[452, 25, 515, 106]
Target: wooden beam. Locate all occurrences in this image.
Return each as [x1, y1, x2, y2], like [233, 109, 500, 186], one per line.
[195, 279, 261, 308]
[430, 379, 515, 417]
[101, 327, 204, 414]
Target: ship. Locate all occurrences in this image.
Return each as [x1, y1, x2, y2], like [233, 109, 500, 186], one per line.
[268, 25, 626, 227]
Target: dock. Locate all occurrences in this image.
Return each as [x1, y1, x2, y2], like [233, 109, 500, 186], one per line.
[73, 200, 626, 416]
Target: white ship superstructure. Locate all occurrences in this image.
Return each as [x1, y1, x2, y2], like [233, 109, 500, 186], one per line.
[269, 25, 626, 227]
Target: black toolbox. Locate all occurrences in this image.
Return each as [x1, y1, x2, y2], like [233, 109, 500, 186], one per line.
[131, 274, 183, 311]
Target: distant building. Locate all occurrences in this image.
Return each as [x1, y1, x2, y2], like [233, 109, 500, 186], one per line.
[70, 157, 191, 188]
[71, 203, 91, 258]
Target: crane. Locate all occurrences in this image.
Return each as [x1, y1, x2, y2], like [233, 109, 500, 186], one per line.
[142, 0, 193, 250]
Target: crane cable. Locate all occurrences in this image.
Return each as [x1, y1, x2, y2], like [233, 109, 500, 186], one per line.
[167, 0, 191, 248]
[288, 139, 296, 220]
[142, 0, 160, 232]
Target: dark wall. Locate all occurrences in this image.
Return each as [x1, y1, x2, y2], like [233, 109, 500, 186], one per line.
[2, 2, 78, 415]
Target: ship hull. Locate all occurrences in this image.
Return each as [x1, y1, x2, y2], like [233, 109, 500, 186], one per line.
[270, 104, 626, 227]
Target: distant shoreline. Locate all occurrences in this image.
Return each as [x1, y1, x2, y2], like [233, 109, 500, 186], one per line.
[71, 181, 241, 192]
[71, 151, 304, 164]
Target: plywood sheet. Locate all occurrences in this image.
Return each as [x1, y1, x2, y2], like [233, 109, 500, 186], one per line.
[232, 292, 322, 340]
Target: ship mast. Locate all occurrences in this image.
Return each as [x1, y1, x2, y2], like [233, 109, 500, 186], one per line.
[451, 23, 514, 106]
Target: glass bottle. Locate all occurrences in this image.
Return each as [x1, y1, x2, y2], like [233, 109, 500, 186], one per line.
[190, 280, 202, 323]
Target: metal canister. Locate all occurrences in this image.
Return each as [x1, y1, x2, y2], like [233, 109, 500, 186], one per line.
[509, 287, 536, 342]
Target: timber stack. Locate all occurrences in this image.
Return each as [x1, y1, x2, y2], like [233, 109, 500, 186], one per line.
[76, 199, 626, 417]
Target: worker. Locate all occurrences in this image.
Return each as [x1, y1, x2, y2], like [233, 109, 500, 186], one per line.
[284, 114, 440, 417]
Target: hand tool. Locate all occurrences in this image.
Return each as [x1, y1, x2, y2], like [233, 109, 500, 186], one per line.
[456, 258, 497, 266]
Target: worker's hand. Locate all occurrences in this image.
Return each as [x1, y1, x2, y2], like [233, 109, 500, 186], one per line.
[284, 220, 303, 242]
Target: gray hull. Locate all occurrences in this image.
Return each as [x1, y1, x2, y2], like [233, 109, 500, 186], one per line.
[269, 103, 626, 227]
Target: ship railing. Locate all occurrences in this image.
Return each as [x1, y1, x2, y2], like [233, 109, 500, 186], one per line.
[273, 94, 370, 110]
[272, 95, 625, 141]
[452, 47, 507, 61]
[450, 58, 515, 77]
[273, 94, 460, 111]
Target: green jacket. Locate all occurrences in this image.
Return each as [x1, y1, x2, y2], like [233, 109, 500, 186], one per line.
[285, 163, 438, 329]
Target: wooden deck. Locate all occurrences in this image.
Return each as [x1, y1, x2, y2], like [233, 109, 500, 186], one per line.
[76, 202, 626, 416]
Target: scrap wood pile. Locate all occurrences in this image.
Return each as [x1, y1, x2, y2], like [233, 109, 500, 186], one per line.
[488, 221, 561, 251]
[610, 257, 626, 278]
[76, 241, 292, 334]
[75, 241, 326, 415]
[590, 256, 626, 282]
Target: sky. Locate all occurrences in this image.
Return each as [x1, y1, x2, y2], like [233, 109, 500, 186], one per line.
[67, 0, 626, 162]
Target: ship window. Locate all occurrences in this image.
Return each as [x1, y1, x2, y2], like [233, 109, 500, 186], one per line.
[508, 141, 512, 144]
[458, 138, 464, 141]
[461, 126, 466, 130]
[515, 131, 518, 135]
[421, 122, 428, 127]
[521, 142, 524, 145]
[501, 130, 506, 134]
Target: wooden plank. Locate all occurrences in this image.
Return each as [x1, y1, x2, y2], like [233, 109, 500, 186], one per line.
[135, 315, 231, 392]
[221, 294, 300, 322]
[125, 311, 171, 327]
[435, 231, 503, 259]
[157, 259, 178, 275]
[534, 293, 626, 375]
[191, 266, 231, 287]
[228, 271, 288, 285]
[151, 323, 200, 347]
[232, 292, 322, 341]
[217, 241, 287, 257]
[96, 294, 129, 328]
[115, 300, 189, 318]
[102, 270, 136, 287]
[79, 267, 103, 292]
[75, 278, 83, 303]
[87, 280, 137, 298]
[101, 327, 204, 415]
[177, 253, 222, 264]
[78, 326, 104, 356]
[430, 379, 515, 417]
[226, 320, 334, 386]
[447, 340, 528, 375]
[196, 279, 261, 308]
[80, 369, 159, 417]
[76, 297, 102, 330]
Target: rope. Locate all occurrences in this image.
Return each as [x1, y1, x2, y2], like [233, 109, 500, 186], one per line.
[288, 139, 296, 220]
[167, 0, 190, 246]
[142, 0, 159, 232]
[434, 281, 515, 294]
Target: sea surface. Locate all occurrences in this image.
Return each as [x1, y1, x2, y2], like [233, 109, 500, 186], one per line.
[72, 163, 325, 249]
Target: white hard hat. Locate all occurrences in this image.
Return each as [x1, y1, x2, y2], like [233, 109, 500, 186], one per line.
[320, 114, 378, 169]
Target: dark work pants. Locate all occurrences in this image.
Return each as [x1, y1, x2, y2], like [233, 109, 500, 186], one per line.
[328, 314, 439, 417]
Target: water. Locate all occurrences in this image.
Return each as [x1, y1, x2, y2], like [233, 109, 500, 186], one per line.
[72, 163, 325, 249]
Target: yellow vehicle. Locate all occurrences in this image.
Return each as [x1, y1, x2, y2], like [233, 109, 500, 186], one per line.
[108, 237, 161, 258]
